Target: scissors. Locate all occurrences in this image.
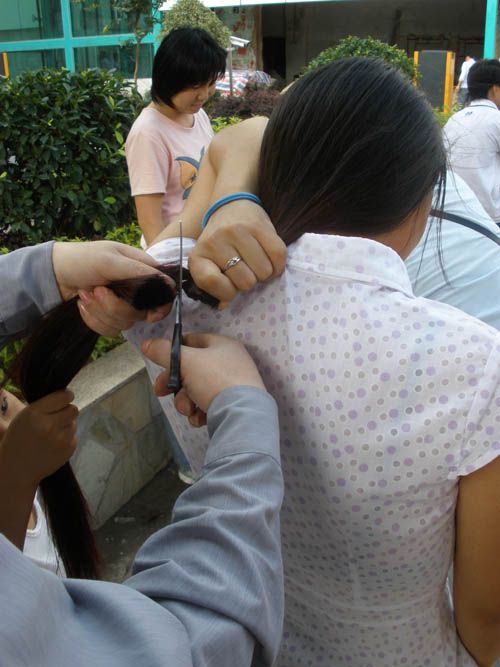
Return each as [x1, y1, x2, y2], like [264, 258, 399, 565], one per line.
[167, 220, 183, 393]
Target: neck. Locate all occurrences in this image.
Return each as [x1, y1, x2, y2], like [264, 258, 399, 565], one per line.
[151, 101, 194, 127]
[370, 197, 432, 260]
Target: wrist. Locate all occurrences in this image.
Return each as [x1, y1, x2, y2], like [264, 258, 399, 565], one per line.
[201, 192, 263, 230]
[52, 242, 76, 301]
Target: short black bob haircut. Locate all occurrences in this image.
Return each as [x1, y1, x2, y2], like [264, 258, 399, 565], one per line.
[467, 59, 500, 100]
[152, 28, 226, 107]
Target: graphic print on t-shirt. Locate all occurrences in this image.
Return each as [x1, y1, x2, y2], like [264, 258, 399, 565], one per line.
[176, 146, 205, 199]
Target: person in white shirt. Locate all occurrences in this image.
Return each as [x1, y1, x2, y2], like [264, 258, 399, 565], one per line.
[455, 55, 475, 106]
[406, 170, 500, 328]
[444, 59, 500, 223]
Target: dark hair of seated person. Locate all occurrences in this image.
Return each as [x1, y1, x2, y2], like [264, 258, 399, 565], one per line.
[9, 267, 217, 579]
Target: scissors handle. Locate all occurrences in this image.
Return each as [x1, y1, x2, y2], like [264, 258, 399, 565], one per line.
[167, 321, 182, 393]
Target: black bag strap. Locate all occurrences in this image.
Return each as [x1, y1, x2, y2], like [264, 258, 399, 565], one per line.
[430, 208, 500, 247]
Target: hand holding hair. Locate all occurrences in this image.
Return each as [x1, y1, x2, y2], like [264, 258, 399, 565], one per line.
[52, 240, 164, 301]
[8, 249, 218, 578]
[0, 389, 78, 489]
[188, 199, 287, 307]
[78, 285, 173, 337]
[142, 333, 266, 427]
[0, 389, 78, 550]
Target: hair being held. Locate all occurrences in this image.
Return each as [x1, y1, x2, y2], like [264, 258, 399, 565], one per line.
[259, 58, 447, 246]
[9, 266, 217, 579]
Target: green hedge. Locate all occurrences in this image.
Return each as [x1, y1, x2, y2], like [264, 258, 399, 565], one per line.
[304, 36, 418, 81]
[0, 68, 144, 248]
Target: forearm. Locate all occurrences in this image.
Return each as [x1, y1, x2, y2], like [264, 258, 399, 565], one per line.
[0, 242, 61, 348]
[128, 386, 283, 666]
[134, 194, 165, 246]
[151, 117, 268, 245]
[208, 116, 267, 200]
[455, 614, 500, 666]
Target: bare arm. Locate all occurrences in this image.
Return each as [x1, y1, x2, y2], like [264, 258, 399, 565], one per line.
[152, 117, 286, 303]
[152, 116, 268, 244]
[454, 455, 500, 666]
[78, 118, 285, 329]
[134, 194, 165, 247]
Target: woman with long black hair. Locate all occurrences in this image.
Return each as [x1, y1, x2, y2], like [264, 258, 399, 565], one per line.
[124, 58, 500, 666]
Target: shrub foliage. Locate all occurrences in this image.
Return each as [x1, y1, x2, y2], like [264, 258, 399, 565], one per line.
[304, 35, 418, 81]
[0, 68, 144, 247]
[161, 0, 231, 48]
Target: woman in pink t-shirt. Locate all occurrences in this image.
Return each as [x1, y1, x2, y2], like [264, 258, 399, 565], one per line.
[125, 28, 226, 247]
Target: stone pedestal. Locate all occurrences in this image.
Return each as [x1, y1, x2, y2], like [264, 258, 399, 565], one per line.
[69, 342, 172, 529]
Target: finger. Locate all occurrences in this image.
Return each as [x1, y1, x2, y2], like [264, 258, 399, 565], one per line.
[89, 288, 144, 333]
[145, 304, 173, 324]
[78, 301, 121, 337]
[110, 243, 162, 278]
[181, 332, 222, 350]
[50, 403, 79, 428]
[218, 255, 258, 293]
[188, 256, 239, 303]
[208, 214, 287, 278]
[188, 408, 207, 428]
[53, 423, 78, 454]
[141, 338, 173, 370]
[230, 234, 274, 283]
[204, 222, 274, 282]
[251, 228, 287, 277]
[174, 389, 197, 417]
[31, 390, 75, 414]
[153, 369, 173, 397]
[93, 286, 144, 325]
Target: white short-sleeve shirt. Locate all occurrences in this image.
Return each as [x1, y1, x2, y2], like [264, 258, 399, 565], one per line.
[127, 233, 500, 667]
[444, 100, 500, 222]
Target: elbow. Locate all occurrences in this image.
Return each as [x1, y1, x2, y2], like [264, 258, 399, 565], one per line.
[456, 612, 500, 667]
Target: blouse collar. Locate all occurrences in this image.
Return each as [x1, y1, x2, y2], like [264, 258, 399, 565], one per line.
[287, 233, 414, 297]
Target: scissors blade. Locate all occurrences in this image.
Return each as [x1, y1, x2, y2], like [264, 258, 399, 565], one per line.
[167, 220, 183, 393]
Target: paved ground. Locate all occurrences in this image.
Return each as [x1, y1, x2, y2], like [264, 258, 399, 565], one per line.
[95, 461, 187, 582]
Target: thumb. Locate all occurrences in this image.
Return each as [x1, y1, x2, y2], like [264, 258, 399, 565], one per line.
[30, 389, 75, 414]
[141, 338, 173, 370]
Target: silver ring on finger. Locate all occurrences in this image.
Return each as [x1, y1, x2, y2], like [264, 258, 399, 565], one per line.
[221, 255, 242, 273]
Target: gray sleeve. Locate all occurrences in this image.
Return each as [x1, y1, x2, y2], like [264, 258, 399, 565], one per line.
[0, 386, 283, 667]
[0, 241, 62, 348]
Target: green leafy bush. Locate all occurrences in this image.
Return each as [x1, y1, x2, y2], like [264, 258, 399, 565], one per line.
[161, 0, 231, 48]
[210, 116, 241, 133]
[0, 68, 144, 249]
[304, 36, 418, 81]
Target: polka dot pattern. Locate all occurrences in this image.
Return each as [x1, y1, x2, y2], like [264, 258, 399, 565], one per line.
[126, 234, 500, 667]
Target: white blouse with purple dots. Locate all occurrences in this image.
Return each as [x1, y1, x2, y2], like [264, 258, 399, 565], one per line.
[126, 233, 500, 667]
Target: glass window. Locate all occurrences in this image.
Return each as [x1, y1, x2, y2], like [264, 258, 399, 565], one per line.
[0, 0, 62, 42]
[71, 0, 150, 37]
[5, 49, 65, 77]
[74, 43, 153, 79]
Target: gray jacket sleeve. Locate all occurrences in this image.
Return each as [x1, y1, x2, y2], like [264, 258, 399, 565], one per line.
[0, 386, 284, 667]
[0, 241, 62, 348]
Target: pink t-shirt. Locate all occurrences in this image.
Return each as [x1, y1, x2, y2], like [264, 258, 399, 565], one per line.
[125, 106, 213, 226]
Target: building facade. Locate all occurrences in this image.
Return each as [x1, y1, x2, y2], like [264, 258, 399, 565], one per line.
[0, 0, 498, 81]
[0, 0, 159, 78]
